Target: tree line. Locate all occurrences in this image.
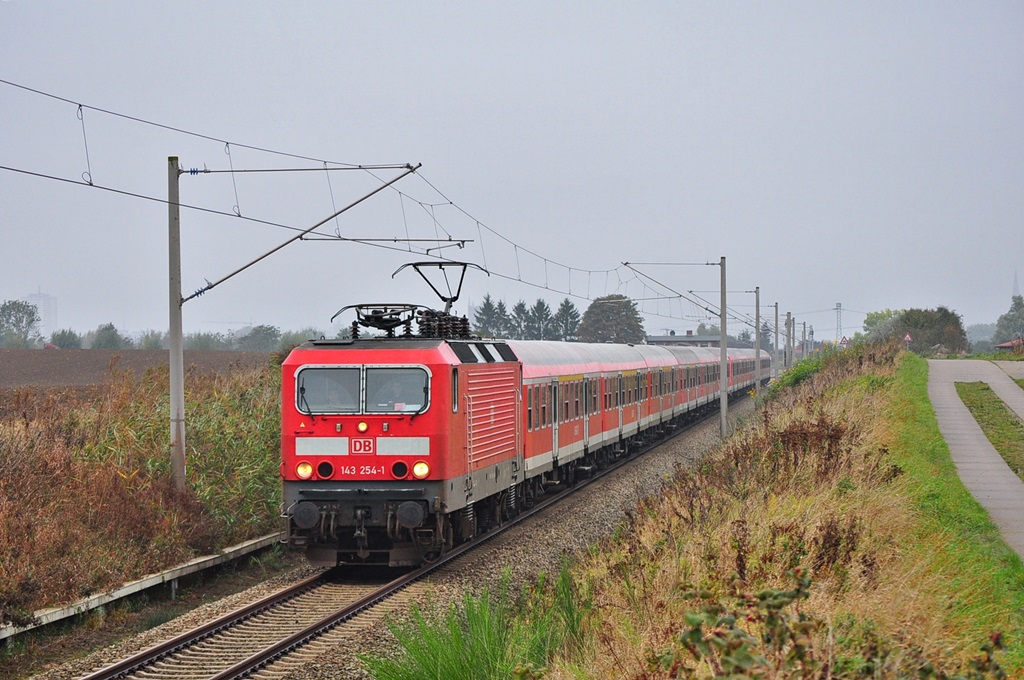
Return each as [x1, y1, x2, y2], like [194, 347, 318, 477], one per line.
[0, 299, 334, 352]
[473, 293, 646, 344]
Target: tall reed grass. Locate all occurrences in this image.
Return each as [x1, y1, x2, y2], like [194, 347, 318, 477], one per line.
[0, 362, 281, 626]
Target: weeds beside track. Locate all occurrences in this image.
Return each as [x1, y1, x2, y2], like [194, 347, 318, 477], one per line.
[366, 345, 1024, 678]
[0, 362, 282, 626]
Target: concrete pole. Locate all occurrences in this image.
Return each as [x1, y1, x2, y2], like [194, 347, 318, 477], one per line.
[802, 322, 807, 361]
[786, 312, 793, 368]
[774, 302, 779, 378]
[719, 256, 728, 439]
[754, 286, 760, 395]
[168, 157, 186, 491]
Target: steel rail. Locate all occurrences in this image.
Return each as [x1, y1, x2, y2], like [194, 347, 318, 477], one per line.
[85, 393, 748, 679]
[79, 571, 326, 680]
[209, 398, 736, 678]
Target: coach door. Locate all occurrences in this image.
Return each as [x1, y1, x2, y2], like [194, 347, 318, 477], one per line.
[616, 372, 624, 436]
[582, 378, 590, 444]
[550, 378, 560, 465]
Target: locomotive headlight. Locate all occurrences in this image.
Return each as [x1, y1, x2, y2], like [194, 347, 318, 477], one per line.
[296, 462, 314, 480]
[357, 421, 369, 433]
[412, 461, 430, 479]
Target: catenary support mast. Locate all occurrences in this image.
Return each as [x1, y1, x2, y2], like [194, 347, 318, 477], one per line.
[168, 157, 185, 491]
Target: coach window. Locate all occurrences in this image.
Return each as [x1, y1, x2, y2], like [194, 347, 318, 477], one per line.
[365, 367, 429, 413]
[528, 387, 536, 430]
[537, 386, 544, 427]
[297, 367, 360, 414]
[531, 385, 538, 430]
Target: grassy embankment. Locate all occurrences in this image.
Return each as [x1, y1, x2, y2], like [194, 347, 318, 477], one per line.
[0, 362, 281, 627]
[365, 345, 1024, 679]
[955, 381, 1024, 483]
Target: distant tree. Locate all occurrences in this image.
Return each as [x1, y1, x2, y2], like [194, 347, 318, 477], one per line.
[50, 328, 82, 349]
[552, 298, 581, 341]
[577, 294, 645, 344]
[493, 300, 512, 338]
[91, 323, 132, 349]
[0, 299, 41, 348]
[237, 324, 281, 351]
[972, 340, 996, 354]
[738, 328, 752, 345]
[509, 301, 529, 340]
[966, 322, 997, 344]
[473, 294, 502, 337]
[697, 321, 720, 337]
[185, 331, 234, 350]
[526, 299, 554, 340]
[993, 295, 1024, 344]
[863, 309, 904, 336]
[885, 307, 968, 355]
[760, 321, 773, 353]
[138, 330, 166, 350]
[279, 327, 325, 353]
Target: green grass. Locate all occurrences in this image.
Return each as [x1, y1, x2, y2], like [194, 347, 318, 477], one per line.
[360, 567, 587, 680]
[955, 381, 1024, 482]
[891, 357, 1024, 667]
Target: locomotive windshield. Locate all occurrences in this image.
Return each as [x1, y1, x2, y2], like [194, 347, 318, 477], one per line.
[295, 366, 429, 414]
[297, 367, 360, 413]
[365, 367, 428, 413]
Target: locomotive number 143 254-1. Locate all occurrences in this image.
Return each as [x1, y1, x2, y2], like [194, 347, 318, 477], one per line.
[335, 465, 386, 476]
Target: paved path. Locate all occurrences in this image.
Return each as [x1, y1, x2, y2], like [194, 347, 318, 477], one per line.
[993, 360, 1024, 381]
[927, 360, 1024, 559]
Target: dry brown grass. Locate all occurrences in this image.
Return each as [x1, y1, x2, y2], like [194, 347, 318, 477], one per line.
[548, 344, 1019, 678]
[0, 363, 280, 626]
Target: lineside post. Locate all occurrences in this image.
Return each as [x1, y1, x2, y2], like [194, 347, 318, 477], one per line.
[754, 286, 760, 395]
[774, 302, 779, 378]
[719, 256, 728, 439]
[168, 156, 186, 491]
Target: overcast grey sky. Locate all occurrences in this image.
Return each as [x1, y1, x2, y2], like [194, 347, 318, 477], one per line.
[2, 2, 1021, 342]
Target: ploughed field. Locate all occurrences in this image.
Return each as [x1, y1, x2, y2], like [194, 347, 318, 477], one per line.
[0, 348, 271, 389]
[0, 349, 271, 416]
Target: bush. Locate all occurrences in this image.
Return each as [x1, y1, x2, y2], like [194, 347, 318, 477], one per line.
[50, 328, 82, 349]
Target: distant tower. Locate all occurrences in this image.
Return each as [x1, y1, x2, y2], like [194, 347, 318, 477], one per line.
[25, 289, 58, 340]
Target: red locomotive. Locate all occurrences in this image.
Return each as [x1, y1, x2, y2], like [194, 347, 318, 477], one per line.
[280, 265, 770, 567]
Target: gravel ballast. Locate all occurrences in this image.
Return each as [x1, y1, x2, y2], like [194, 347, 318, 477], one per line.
[30, 399, 754, 680]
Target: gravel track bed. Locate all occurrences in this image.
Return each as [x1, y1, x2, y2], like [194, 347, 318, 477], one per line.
[33, 400, 753, 680]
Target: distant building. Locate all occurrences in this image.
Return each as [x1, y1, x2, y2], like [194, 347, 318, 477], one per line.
[25, 290, 58, 340]
[646, 329, 753, 349]
[995, 337, 1024, 352]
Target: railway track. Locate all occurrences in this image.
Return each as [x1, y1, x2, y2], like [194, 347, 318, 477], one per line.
[81, 400, 733, 679]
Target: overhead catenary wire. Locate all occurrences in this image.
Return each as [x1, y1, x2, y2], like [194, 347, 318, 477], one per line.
[2, 77, 830, 328]
[180, 163, 422, 303]
[2, 78, 648, 313]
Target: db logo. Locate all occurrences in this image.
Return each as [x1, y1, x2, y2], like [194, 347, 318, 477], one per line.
[351, 438, 375, 455]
